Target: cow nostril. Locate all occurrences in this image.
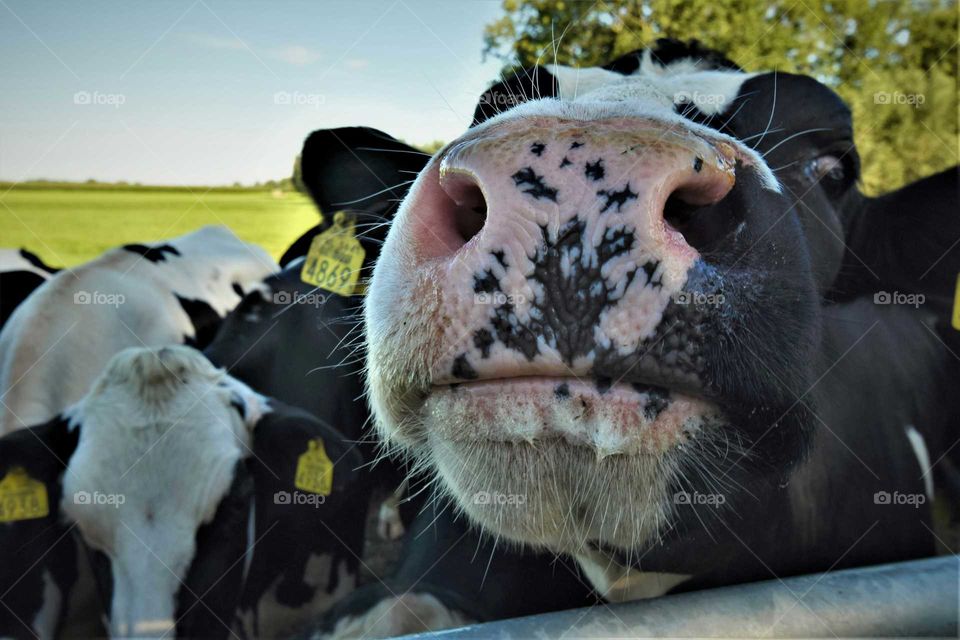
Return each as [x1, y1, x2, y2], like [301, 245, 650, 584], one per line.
[440, 172, 488, 243]
[663, 192, 705, 235]
[662, 167, 737, 253]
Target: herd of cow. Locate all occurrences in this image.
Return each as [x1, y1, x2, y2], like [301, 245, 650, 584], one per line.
[1, 39, 958, 639]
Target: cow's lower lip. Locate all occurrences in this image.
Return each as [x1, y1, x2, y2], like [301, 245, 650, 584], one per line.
[424, 376, 722, 455]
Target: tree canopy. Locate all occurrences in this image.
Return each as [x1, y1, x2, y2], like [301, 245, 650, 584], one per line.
[483, 0, 958, 194]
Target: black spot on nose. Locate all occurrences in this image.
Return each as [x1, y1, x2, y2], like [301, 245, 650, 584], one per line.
[595, 376, 612, 394]
[585, 159, 605, 181]
[452, 354, 478, 380]
[511, 167, 558, 202]
[473, 329, 494, 358]
[597, 183, 639, 213]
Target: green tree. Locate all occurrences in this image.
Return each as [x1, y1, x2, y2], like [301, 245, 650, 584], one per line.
[483, 0, 958, 193]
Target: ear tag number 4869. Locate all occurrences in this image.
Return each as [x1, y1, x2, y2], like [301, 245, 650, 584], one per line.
[301, 211, 365, 297]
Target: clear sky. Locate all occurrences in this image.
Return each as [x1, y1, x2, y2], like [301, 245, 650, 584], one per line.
[0, 0, 506, 185]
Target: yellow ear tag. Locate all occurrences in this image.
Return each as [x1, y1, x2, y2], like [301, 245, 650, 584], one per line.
[300, 211, 366, 297]
[952, 274, 960, 331]
[0, 467, 49, 523]
[294, 439, 334, 496]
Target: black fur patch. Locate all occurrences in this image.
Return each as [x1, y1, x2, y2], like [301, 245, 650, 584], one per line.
[530, 142, 546, 156]
[123, 243, 181, 263]
[175, 295, 222, 349]
[559, 156, 573, 168]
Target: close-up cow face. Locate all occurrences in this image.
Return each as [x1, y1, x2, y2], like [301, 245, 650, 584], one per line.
[0, 343, 366, 639]
[363, 41, 955, 559]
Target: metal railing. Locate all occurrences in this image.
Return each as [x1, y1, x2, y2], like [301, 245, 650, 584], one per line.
[402, 556, 959, 638]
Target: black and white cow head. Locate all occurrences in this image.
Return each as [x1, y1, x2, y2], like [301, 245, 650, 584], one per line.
[0, 345, 363, 638]
[357, 39, 959, 564]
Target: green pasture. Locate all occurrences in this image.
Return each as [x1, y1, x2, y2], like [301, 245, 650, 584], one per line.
[0, 183, 320, 267]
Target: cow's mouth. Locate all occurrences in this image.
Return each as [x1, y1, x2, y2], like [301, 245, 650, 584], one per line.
[425, 374, 722, 456]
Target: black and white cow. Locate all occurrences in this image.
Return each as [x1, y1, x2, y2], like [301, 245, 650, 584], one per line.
[0, 344, 364, 639]
[0, 249, 59, 329]
[206, 127, 432, 542]
[356, 38, 960, 600]
[0, 226, 277, 435]
[310, 499, 598, 639]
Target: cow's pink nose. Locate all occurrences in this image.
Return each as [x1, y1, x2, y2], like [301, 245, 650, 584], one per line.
[404, 117, 738, 262]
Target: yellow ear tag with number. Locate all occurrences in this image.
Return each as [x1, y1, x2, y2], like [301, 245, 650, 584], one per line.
[0, 467, 49, 523]
[952, 274, 960, 330]
[301, 211, 365, 297]
[294, 439, 334, 496]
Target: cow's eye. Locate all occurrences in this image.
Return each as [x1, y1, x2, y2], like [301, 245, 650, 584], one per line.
[806, 154, 846, 183]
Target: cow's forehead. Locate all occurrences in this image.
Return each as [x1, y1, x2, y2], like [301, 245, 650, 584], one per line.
[61, 347, 257, 543]
[545, 59, 754, 116]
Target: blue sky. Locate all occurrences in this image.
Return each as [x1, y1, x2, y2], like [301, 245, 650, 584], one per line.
[0, 1, 506, 185]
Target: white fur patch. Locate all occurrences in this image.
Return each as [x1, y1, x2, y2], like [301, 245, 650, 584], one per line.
[0, 226, 277, 435]
[575, 548, 690, 602]
[60, 345, 259, 637]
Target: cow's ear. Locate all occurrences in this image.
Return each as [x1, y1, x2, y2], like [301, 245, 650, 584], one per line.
[829, 165, 960, 313]
[299, 126, 430, 218]
[472, 66, 557, 127]
[0, 416, 80, 637]
[238, 402, 366, 614]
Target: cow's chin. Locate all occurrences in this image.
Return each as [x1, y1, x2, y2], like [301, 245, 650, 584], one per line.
[413, 377, 725, 554]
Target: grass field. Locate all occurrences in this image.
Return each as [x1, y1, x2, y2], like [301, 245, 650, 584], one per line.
[0, 183, 320, 267]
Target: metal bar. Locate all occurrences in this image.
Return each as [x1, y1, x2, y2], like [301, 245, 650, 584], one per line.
[401, 556, 959, 638]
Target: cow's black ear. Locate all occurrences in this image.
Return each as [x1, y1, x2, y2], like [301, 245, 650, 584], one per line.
[299, 126, 430, 219]
[829, 165, 959, 313]
[237, 401, 366, 624]
[472, 66, 557, 127]
[0, 416, 80, 639]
